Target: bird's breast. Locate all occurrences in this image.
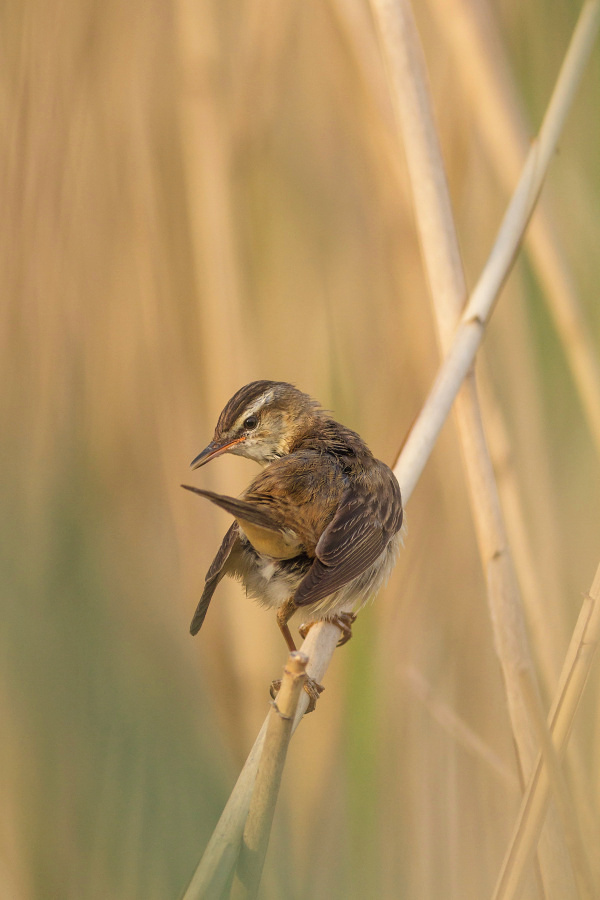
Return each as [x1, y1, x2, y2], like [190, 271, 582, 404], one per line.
[237, 519, 304, 559]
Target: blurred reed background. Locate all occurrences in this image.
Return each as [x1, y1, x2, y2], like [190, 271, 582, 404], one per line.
[1, 0, 599, 897]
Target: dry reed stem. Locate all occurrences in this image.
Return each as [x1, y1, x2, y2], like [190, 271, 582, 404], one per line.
[427, 23, 600, 848]
[478, 359, 600, 867]
[230, 652, 308, 900]
[482, 353, 600, 874]
[181, 718, 269, 900]
[182, 4, 599, 893]
[181, 624, 340, 899]
[478, 370, 566, 690]
[518, 669, 597, 899]
[428, 0, 600, 460]
[333, 0, 571, 702]
[394, 0, 600, 503]
[493, 567, 600, 900]
[367, 0, 597, 892]
[426, 0, 600, 716]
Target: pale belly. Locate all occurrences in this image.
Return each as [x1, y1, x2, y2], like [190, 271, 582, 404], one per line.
[230, 531, 402, 619]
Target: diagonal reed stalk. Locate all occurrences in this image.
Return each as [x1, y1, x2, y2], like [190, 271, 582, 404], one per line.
[181, 624, 340, 899]
[427, 0, 600, 462]
[230, 652, 309, 900]
[181, 4, 599, 897]
[517, 667, 597, 900]
[422, 3, 600, 851]
[368, 0, 599, 893]
[393, 0, 600, 500]
[493, 566, 600, 900]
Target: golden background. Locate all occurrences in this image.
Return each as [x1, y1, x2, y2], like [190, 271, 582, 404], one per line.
[2, 1, 599, 897]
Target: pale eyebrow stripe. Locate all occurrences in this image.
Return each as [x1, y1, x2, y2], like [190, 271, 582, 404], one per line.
[233, 390, 274, 429]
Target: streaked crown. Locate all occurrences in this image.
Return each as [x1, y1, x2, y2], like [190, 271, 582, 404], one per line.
[191, 381, 322, 468]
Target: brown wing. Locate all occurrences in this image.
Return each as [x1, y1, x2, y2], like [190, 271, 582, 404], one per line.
[181, 484, 284, 531]
[293, 466, 402, 609]
[181, 483, 303, 558]
[182, 452, 346, 557]
[190, 522, 240, 635]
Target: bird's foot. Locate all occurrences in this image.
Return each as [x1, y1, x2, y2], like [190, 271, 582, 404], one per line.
[332, 612, 357, 647]
[299, 612, 357, 648]
[270, 675, 325, 715]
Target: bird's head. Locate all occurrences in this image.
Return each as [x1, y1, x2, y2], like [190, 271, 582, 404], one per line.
[190, 380, 321, 469]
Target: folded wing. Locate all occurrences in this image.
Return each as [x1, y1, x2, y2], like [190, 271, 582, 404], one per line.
[181, 483, 302, 559]
[294, 467, 402, 608]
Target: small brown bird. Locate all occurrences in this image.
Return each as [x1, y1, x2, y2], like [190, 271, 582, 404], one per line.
[182, 380, 403, 710]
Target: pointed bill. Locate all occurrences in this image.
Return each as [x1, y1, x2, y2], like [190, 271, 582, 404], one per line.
[190, 436, 246, 469]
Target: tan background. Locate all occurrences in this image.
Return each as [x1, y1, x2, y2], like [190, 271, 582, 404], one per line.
[1, 1, 599, 897]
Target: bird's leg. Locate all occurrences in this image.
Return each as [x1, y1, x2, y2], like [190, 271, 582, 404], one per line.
[299, 611, 357, 648]
[271, 598, 325, 713]
[276, 597, 299, 652]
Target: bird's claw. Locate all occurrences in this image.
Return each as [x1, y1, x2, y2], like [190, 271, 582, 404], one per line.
[299, 612, 357, 647]
[269, 675, 325, 714]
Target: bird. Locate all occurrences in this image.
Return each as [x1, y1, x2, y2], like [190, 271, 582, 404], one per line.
[182, 380, 403, 711]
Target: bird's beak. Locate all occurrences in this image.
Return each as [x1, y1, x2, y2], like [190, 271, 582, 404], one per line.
[190, 436, 246, 469]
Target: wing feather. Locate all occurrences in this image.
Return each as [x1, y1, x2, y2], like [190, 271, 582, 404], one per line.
[181, 484, 283, 532]
[293, 467, 402, 609]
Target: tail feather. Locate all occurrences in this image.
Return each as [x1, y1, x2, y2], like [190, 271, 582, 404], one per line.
[187, 520, 240, 635]
[190, 579, 218, 634]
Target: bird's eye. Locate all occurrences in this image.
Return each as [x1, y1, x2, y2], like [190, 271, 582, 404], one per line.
[243, 415, 258, 430]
